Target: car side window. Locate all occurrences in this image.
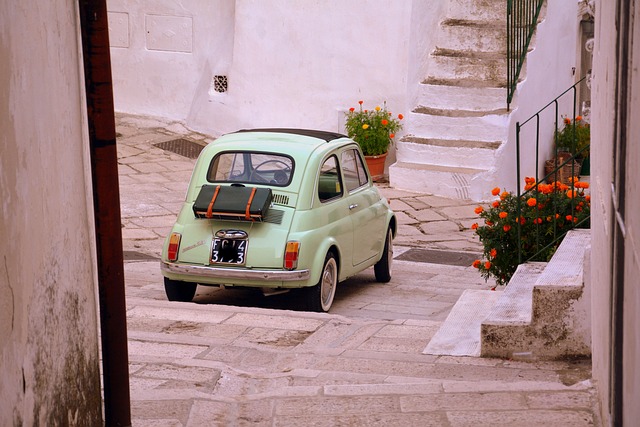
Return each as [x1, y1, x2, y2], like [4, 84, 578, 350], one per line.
[318, 155, 343, 202]
[341, 149, 369, 192]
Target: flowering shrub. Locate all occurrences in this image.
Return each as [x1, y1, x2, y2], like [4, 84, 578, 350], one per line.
[556, 116, 590, 157]
[472, 177, 591, 286]
[344, 101, 403, 156]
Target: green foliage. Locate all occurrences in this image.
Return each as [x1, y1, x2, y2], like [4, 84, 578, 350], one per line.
[555, 116, 590, 157]
[344, 101, 403, 156]
[472, 178, 591, 287]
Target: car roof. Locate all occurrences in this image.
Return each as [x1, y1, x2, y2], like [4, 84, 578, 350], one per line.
[233, 128, 347, 142]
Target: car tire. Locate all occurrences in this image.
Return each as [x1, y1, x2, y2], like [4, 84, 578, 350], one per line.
[302, 252, 337, 312]
[374, 226, 393, 283]
[164, 277, 197, 302]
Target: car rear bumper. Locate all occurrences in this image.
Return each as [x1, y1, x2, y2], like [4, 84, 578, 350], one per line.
[160, 261, 310, 282]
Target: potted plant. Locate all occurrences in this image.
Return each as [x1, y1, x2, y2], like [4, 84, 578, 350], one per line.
[344, 100, 403, 180]
[555, 115, 591, 175]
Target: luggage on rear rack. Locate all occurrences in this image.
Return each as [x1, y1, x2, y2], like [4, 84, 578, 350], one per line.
[193, 184, 272, 221]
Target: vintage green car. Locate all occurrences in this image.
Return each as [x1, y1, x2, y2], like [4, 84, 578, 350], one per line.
[160, 128, 396, 312]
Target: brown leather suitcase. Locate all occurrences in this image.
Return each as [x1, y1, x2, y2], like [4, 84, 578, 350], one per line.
[193, 184, 272, 221]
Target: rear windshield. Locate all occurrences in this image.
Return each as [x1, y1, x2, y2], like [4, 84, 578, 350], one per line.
[207, 151, 294, 187]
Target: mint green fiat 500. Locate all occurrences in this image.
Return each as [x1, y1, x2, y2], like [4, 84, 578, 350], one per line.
[160, 129, 396, 312]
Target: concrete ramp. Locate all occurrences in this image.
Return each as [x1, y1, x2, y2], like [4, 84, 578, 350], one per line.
[423, 289, 500, 356]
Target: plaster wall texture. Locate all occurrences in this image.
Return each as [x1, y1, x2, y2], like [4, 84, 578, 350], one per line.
[493, 0, 580, 193]
[108, 0, 444, 137]
[590, 0, 640, 424]
[0, 1, 102, 425]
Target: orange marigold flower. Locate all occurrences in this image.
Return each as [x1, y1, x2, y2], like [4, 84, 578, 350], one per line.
[567, 190, 575, 199]
[490, 248, 497, 258]
[358, 100, 363, 105]
[362, 124, 369, 130]
[486, 221, 494, 226]
[491, 187, 500, 196]
[570, 176, 579, 183]
[499, 211, 508, 219]
[500, 191, 509, 200]
[586, 195, 591, 202]
[526, 198, 537, 207]
[540, 184, 553, 194]
[576, 115, 582, 121]
[492, 201, 500, 208]
[389, 133, 395, 139]
[381, 119, 388, 126]
[375, 106, 381, 111]
[520, 216, 526, 225]
[398, 114, 404, 120]
[575, 181, 590, 189]
[525, 176, 535, 185]
[471, 223, 479, 230]
[349, 107, 355, 112]
[564, 117, 571, 125]
[503, 225, 511, 232]
[524, 184, 533, 191]
[547, 216, 552, 222]
[484, 261, 492, 270]
[566, 215, 573, 221]
[534, 218, 543, 224]
[474, 206, 484, 214]
[472, 260, 481, 268]
[556, 213, 560, 219]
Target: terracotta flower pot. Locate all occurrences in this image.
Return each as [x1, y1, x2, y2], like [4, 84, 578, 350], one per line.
[365, 152, 387, 182]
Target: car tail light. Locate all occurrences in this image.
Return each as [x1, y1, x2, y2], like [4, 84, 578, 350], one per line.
[167, 233, 181, 261]
[284, 241, 300, 270]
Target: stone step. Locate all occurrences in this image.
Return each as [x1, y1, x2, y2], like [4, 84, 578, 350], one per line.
[405, 110, 509, 142]
[417, 83, 507, 112]
[446, 0, 507, 22]
[388, 161, 487, 200]
[436, 19, 507, 54]
[480, 229, 591, 360]
[396, 137, 499, 170]
[427, 52, 509, 85]
[423, 289, 502, 357]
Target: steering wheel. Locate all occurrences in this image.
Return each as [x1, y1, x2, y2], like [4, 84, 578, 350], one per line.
[249, 159, 291, 184]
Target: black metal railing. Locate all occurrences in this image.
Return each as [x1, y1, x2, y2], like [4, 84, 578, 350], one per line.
[514, 78, 590, 263]
[507, 0, 545, 109]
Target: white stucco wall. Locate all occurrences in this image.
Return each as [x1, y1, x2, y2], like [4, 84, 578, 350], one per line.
[0, 1, 102, 424]
[108, 0, 440, 137]
[496, 0, 580, 193]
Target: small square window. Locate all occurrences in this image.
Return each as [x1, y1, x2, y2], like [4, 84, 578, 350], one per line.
[212, 75, 228, 93]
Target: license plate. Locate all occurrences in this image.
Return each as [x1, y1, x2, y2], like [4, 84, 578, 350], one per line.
[211, 238, 247, 265]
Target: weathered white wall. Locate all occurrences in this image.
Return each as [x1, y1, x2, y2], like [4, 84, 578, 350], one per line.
[108, 0, 437, 137]
[0, 1, 102, 425]
[496, 0, 580, 193]
[591, 0, 640, 424]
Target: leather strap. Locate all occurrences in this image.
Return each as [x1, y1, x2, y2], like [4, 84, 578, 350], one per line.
[205, 185, 221, 218]
[245, 187, 257, 220]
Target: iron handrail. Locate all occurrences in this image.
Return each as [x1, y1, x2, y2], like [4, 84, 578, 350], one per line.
[507, 0, 545, 109]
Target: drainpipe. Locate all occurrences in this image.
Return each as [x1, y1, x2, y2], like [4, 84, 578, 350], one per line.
[78, 1, 131, 426]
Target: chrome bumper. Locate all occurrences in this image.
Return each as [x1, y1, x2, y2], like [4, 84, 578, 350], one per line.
[160, 261, 310, 282]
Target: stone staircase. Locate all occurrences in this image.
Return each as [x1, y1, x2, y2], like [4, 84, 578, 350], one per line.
[423, 229, 591, 360]
[389, 0, 513, 201]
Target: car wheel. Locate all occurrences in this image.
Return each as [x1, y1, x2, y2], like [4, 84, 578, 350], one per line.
[374, 226, 393, 283]
[164, 277, 197, 302]
[302, 252, 337, 312]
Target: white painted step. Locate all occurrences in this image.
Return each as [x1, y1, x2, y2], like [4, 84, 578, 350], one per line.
[428, 54, 508, 85]
[396, 139, 498, 170]
[436, 19, 506, 54]
[446, 0, 507, 22]
[389, 161, 484, 200]
[423, 289, 501, 357]
[417, 83, 507, 112]
[405, 111, 509, 142]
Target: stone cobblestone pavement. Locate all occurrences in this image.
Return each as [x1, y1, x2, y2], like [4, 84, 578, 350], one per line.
[116, 114, 599, 426]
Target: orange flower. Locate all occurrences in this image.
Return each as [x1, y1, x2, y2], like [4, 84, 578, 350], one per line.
[520, 216, 526, 225]
[486, 221, 494, 226]
[389, 133, 395, 139]
[472, 260, 481, 268]
[534, 218, 543, 224]
[474, 206, 484, 214]
[524, 184, 533, 191]
[564, 117, 571, 125]
[381, 119, 388, 126]
[492, 201, 500, 208]
[576, 115, 582, 121]
[525, 177, 535, 185]
[570, 176, 579, 183]
[503, 225, 511, 232]
[358, 100, 363, 105]
[484, 261, 492, 270]
[526, 198, 537, 207]
[491, 187, 500, 196]
[500, 191, 509, 200]
[349, 107, 355, 112]
[499, 211, 508, 219]
[471, 223, 479, 230]
[490, 248, 497, 258]
[575, 181, 590, 189]
[586, 195, 591, 202]
[566, 190, 575, 199]
[566, 215, 573, 221]
[398, 114, 404, 120]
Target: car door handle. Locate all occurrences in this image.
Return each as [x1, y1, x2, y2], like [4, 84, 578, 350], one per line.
[349, 204, 358, 210]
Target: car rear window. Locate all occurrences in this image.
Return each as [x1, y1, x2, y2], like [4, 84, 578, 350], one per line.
[207, 151, 294, 186]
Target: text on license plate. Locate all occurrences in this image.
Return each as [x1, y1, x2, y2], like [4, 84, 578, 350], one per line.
[211, 238, 247, 265]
